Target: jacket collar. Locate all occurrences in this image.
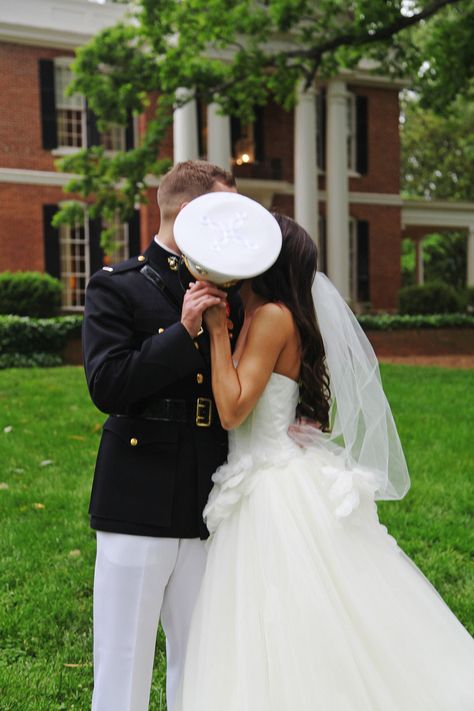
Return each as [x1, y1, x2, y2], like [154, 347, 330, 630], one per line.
[143, 238, 185, 308]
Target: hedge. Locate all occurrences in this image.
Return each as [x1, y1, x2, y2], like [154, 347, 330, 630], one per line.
[399, 283, 464, 315]
[0, 312, 474, 370]
[0, 272, 62, 318]
[465, 287, 474, 312]
[0, 315, 82, 369]
[357, 313, 474, 331]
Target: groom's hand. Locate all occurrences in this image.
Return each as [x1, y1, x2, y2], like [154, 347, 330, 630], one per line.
[181, 281, 227, 338]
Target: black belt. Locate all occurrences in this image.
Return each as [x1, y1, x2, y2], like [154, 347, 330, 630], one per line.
[114, 397, 214, 428]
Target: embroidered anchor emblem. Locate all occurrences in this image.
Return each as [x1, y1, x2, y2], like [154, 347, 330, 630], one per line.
[201, 212, 258, 252]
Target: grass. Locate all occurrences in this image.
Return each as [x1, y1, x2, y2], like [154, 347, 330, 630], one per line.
[0, 365, 473, 709]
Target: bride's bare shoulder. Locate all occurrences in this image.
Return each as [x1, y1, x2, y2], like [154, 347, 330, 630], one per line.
[252, 302, 295, 330]
[250, 302, 294, 336]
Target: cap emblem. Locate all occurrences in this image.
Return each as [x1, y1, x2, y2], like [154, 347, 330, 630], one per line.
[201, 212, 257, 253]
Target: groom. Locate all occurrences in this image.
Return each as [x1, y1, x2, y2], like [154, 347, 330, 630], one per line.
[83, 160, 241, 711]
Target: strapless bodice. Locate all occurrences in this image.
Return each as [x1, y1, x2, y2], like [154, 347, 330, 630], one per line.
[204, 371, 381, 534]
[204, 373, 300, 533]
[228, 372, 300, 458]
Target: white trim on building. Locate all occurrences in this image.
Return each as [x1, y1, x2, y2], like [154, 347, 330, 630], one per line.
[0, 0, 127, 49]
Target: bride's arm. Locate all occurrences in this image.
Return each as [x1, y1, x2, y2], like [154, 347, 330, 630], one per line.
[205, 302, 292, 430]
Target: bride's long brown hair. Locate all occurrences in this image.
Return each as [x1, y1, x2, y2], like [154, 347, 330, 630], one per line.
[250, 213, 331, 430]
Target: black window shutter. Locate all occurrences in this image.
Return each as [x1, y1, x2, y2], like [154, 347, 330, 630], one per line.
[39, 60, 57, 150]
[356, 96, 368, 175]
[43, 205, 60, 278]
[318, 90, 327, 171]
[356, 220, 370, 302]
[254, 107, 265, 162]
[86, 104, 101, 147]
[318, 216, 327, 274]
[89, 217, 104, 275]
[128, 210, 141, 257]
[125, 110, 135, 151]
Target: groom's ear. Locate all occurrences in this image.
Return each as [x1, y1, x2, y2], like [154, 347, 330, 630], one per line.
[178, 201, 189, 213]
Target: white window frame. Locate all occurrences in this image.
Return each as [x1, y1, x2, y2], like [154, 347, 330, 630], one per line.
[103, 217, 130, 265]
[53, 57, 87, 151]
[101, 124, 127, 153]
[58, 204, 90, 311]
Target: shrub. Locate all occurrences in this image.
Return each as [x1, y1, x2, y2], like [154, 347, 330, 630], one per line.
[398, 283, 464, 315]
[464, 287, 474, 313]
[0, 315, 82, 369]
[358, 313, 474, 331]
[0, 272, 62, 317]
[0, 353, 63, 369]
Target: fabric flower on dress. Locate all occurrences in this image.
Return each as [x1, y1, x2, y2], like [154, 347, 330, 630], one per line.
[320, 464, 378, 519]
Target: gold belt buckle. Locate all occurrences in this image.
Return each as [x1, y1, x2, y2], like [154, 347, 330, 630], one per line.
[196, 397, 212, 427]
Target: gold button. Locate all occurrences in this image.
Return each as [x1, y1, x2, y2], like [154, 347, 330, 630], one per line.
[130, 437, 138, 447]
[158, 328, 165, 334]
[196, 373, 204, 384]
[194, 342, 199, 350]
[137, 255, 145, 262]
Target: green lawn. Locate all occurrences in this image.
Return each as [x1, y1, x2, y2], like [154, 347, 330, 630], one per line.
[0, 365, 473, 710]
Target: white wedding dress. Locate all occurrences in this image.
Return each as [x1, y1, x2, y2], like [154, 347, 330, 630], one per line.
[175, 373, 474, 711]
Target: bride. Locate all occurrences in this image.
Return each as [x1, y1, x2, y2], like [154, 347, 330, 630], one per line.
[175, 214, 474, 710]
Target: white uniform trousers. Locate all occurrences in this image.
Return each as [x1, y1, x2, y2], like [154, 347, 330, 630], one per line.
[92, 531, 207, 711]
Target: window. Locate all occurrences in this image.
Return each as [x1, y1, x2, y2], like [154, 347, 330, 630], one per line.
[39, 58, 130, 153]
[43, 206, 141, 310]
[103, 217, 130, 265]
[233, 122, 256, 165]
[54, 60, 86, 149]
[100, 124, 127, 153]
[59, 217, 90, 310]
[231, 108, 264, 165]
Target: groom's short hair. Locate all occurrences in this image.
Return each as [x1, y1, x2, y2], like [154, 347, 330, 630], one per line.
[158, 160, 236, 222]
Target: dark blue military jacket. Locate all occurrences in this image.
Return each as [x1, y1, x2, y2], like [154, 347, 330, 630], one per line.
[83, 238, 243, 539]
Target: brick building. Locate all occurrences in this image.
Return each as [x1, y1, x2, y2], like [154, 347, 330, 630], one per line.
[1, 0, 473, 313]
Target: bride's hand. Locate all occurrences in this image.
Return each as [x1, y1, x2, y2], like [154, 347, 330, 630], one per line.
[204, 301, 228, 332]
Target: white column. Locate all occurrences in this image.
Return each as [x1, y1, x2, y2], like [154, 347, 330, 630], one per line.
[467, 225, 474, 287]
[173, 88, 199, 164]
[207, 103, 232, 171]
[415, 238, 425, 285]
[326, 79, 350, 300]
[294, 80, 318, 245]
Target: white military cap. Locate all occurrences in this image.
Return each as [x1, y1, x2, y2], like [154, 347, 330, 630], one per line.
[173, 192, 282, 285]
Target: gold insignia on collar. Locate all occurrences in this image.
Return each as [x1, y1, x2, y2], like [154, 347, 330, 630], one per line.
[167, 256, 179, 271]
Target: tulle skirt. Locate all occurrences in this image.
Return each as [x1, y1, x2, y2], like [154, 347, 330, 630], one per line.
[175, 449, 474, 711]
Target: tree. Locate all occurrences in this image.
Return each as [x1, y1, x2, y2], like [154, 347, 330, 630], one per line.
[401, 91, 474, 202]
[55, 0, 470, 248]
[401, 233, 467, 289]
[400, 85, 473, 289]
[412, 2, 474, 113]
